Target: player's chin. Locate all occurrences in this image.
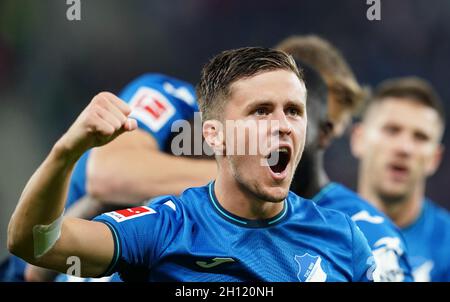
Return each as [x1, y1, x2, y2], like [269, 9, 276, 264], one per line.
[263, 185, 290, 203]
[379, 184, 409, 203]
[382, 179, 410, 193]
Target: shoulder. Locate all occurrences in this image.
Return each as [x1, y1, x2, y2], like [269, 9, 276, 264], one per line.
[316, 183, 369, 212]
[424, 199, 450, 239]
[144, 184, 210, 216]
[122, 73, 194, 91]
[317, 183, 396, 227]
[288, 191, 355, 231]
[314, 183, 369, 216]
[116, 73, 198, 148]
[119, 73, 196, 106]
[425, 199, 450, 224]
[316, 184, 406, 248]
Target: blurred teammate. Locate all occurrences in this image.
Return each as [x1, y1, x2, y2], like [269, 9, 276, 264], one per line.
[277, 36, 413, 281]
[351, 77, 450, 281]
[8, 47, 374, 282]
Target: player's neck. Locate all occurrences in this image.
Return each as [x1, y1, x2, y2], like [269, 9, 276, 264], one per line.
[361, 183, 424, 228]
[214, 174, 284, 221]
[384, 193, 423, 229]
[290, 150, 329, 199]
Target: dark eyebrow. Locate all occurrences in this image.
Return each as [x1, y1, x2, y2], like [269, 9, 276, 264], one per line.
[246, 99, 305, 110]
[285, 100, 305, 108]
[284, 100, 306, 114]
[414, 129, 431, 140]
[246, 101, 275, 111]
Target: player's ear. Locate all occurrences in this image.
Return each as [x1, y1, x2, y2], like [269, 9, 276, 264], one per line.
[425, 144, 444, 176]
[350, 123, 364, 158]
[203, 119, 225, 156]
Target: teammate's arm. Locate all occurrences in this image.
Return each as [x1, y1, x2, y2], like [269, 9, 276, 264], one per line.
[7, 92, 137, 277]
[86, 130, 217, 204]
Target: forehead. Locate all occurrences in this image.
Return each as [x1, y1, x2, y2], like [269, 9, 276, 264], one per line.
[228, 69, 306, 107]
[367, 97, 443, 135]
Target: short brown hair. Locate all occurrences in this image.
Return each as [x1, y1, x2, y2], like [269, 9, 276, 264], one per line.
[197, 47, 302, 121]
[275, 35, 366, 113]
[366, 76, 446, 126]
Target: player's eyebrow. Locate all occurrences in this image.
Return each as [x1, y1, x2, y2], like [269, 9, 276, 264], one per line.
[414, 129, 431, 141]
[246, 99, 304, 110]
[284, 100, 305, 111]
[246, 100, 274, 111]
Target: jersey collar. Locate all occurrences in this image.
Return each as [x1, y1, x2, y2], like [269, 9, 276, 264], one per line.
[207, 181, 288, 228]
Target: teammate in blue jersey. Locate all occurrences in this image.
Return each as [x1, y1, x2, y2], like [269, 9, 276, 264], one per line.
[8, 47, 375, 282]
[351, 77, 450, 281]
[276, 36, 413, 281]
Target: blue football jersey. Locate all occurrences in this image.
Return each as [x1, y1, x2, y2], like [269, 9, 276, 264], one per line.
[312, 183, 413, 282]
[94, 182, 375, 282]
[401, 199, 450, 282]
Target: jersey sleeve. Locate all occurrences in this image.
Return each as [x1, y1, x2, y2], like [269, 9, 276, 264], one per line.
[93, 196, 183, 281]
[118, 73, 198, 150]
[347, 216, 376, 282]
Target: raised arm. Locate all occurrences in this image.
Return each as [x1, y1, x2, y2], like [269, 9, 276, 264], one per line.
[7, 92, 137, 277]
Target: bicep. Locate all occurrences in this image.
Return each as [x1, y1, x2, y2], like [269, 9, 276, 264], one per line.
[31, 217, 115, 278]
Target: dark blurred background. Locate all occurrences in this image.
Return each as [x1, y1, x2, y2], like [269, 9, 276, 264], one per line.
[1, 0, 449, 260]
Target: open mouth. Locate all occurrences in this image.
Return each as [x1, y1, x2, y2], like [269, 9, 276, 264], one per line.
[267, 147, 291, 174]
[387, 162, 410, 179]
[389, 163, 409, 173]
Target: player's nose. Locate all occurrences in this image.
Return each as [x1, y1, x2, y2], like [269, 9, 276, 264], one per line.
[393, 133, 414, 157]
[272, 110, 292, 137]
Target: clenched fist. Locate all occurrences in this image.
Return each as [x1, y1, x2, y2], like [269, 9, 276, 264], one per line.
[58, 92, 138, 158]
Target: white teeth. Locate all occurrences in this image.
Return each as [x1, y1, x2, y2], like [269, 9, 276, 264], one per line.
[278, 147, 289, 153]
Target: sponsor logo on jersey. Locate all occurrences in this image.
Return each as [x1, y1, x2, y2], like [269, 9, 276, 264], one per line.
[196, 257, 236, 269]
[129, 87, 175, 132]
[105, 206, 156, 222]
[294, 253, 327, 282]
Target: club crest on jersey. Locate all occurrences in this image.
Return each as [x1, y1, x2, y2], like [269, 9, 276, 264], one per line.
[129, 87, 175, 132]
[294, 253, 327, 282]
[105, 206, 156, 222]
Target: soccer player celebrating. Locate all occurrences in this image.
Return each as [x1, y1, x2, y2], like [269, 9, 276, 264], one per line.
[8, 47, 374, 282]
[351, 77, 450, 281]
[277, 36, 413, 282]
